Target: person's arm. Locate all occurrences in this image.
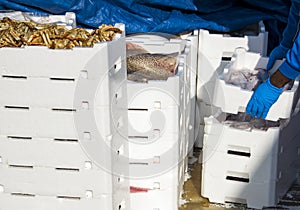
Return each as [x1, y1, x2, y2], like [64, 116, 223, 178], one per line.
[246, 29, 300, 119]
[278, 29, 300, 80]
[267, 1, 300, 70]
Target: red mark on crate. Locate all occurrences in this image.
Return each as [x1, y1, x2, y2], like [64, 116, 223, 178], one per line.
[130, 186, 149, 193]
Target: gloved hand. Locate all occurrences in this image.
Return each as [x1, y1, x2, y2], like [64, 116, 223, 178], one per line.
[246, 78, 283, 119]
[266, 44, 289, 70]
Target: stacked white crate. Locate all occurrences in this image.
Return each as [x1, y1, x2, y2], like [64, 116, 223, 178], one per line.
[126, 36, 190, 210]
[180, 31, 199, 159]
[0, 24, 129, 210]
[201, 51, 300, 209]
[195, 22, 268, 147]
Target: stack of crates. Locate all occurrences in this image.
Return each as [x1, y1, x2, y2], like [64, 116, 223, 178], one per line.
[195, 22, 268, 147]
[126, 35, 193, 210]
[201, 50, 300, 209]
[0, 24, 130, 210]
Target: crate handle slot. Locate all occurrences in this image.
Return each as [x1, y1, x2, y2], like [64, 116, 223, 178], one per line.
[226, 171, 249, 183]
[50, 77, 75, 82]
[5, 105, 29, 110]
[129, 162, 149, 166]
[227, 150, 251, 157]
[57, 195, 81, 200]
[128, 108, 148, 111]
[52, 108, 76, 112]
[11, 192, 35, 197]
[2, 75, 27, 79]
[7, 135, 32, 141]
[55, 167, 80, 172]
[9, 164, 33, 169]
[128, 136, 148, 140]
[54, 138, 78, 143]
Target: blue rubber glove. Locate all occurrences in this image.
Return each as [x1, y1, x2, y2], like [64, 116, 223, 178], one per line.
[246, 78, 283, 119]
[266, 44, 289, 70]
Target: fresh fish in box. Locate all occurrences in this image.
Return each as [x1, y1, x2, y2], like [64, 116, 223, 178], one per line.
[126, 41, 177, 82]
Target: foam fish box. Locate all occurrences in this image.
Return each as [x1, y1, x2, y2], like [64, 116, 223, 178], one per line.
[197, 21, 268, 103]
[201, 111, 300, 209]
[211, 51, 299, 121]
[0, 24, 130, 210]
[0, 193, 126, 210]
[130, 186, 182, 210]
[129, 160, 185, 191]
[126, 40, 188, 159]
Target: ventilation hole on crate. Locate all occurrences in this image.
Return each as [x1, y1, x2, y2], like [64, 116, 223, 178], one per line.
[118, 205, 122, 210]
[154, 101, 161, 109]
[54, 138, 78, 143]
[55, 167, 80, 172]
[117, 176, 125, 183]
[11, 192, 35, 197]
[84, 161, 92, 170]
[226, 176, 249, 183]
[227, 150, 251, 157]
[85, 190, 93, 198]
[50, 77, 75, 82]
[51, 108, 76, 112]
[83, 132, 91, 140]
[117, 145, 124, 155]
[153, 156, 160, 164]
[4, 105, 29, 110]
[114, 58, 122, 73]
[9, 164, 33, 169]
[2, 75, 27, 79]
[0, 156, 2, 164]
[57, 195, 81, 200]
[7, 135, 32, 141]
[80, 70, 88, 79]
[153, 182, 160, 189]
[81, 101, 89, 110]
[221, 56, 231, 61]
[128, 108, 148, 111]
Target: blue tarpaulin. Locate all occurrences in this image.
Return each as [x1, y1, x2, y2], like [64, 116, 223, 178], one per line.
[0, 0, 292, 50]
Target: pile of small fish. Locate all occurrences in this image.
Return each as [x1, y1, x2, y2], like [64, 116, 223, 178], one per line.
[224, 112, 281, 131]
[0, 17, 122, 49]
[126, 42, 177, 82]
[224, 68, 268, 91]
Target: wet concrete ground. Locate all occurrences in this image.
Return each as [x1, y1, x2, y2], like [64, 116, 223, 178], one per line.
[179, 149, 300, 210]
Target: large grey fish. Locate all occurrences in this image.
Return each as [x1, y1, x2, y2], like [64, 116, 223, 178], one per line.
[127, 53, 177, 82]
[126, 41, 178, 82]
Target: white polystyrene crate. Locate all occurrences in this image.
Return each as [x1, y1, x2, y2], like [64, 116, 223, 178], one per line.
[201, 111, 300, 209]
[198, 22, 268, 59]
[0, 24, 126, 109]
[129, 161, 184, 190]
[194, 101, 220, 148]
[0, 165, 118, 195]
[128, 106, 180, 139]
[128, 134, 180, 163]
[0, 134, 128, 173]
[201, 174, 277, 209]
[197, 22, 268, 103]
[126, 37, 186, 54]
[0, 106, 120, 139]
[0, 12, 76, 28]
[212, 52, 299, 121]
[130, 186, 181, 210]
[203, 114, 280, 157]
[0, 192, 129, 210]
